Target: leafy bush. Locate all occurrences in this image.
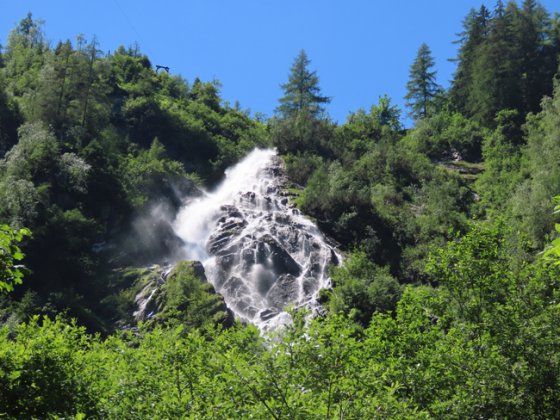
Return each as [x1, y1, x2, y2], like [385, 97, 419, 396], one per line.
[329, 251, 402, 326]
[0, 225, 30, 293]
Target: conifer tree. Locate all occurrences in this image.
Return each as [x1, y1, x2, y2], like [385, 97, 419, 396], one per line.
[468, 1, 521, 126]
[405, 43, 441, 120]
[276, 50, 330, 119]
[450, 6, 491, 113]
[272, 50, 333, 155]
[517, 0, 556, 114]
[451, 1, 558, 126]
[32, 41, 73, 132]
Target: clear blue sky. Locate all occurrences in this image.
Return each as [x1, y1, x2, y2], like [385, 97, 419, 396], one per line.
[1, 1, 559, 125]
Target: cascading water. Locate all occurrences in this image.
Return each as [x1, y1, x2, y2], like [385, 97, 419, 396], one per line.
[173, 148, 339, 330]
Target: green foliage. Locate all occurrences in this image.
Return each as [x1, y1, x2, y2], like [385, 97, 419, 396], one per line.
[270, 108, 334, 155]
[543, 195, 560, 264]
[421, 221, 560, 416]
[1, 122, 60, 184]
[509, 81, 560, 245]
[450, 5, 491, 112]
[329, 251, 402, 326]
[1, 8, 560, 419]
[156, 261, 231, 328]
[276, 50, 330, 119]
[27, 37, 112, 145]
[190, 77, 221, 111]
[405, 109, 487, 161]
[2, 13, 46, 99]
[331, 96, 402, 164]
[295, 135, 471, 279]
[405, 43, 443, 120]
[450, 1, 559, 126]
[121, 138, 188, 208]
[0, 17, 268, 327]
[271, 50, 333, 156]
[0, 316, 95, 418]
[59, 152, 91, 193]
[0, 177, 39, 229]
[426, 222, 511, 323]
[0, 225, 30, 293]
[296, 159, 381, 251]
[281, 151, 324, 186]
[3, 238, 559, 419]
[0, 74, 22, 154]
[475, 109, 523, 215]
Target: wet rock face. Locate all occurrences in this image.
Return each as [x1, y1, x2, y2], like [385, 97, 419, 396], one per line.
[173, 150, 339, 330]
[266, 274, 299, 310]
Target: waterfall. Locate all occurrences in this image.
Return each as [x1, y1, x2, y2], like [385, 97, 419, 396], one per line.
[173, 149, 338, 330]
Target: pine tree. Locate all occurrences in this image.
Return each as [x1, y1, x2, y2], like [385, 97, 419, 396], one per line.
[276, 50, 330, 119]
[32, 40, 74, 132]
[450, 6, 491, 114]
[451, 1, 557, 126]
[405, 43, 441, 120]
[272, 50, 332, 155]
[516, 0, 555, 114]
[467, 1, 521, 126]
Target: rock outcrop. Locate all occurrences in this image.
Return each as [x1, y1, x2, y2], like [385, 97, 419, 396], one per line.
[173, 149, 339, 330]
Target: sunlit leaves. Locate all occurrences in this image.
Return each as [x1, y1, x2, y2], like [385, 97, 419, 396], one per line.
[0, 224, 31, 293]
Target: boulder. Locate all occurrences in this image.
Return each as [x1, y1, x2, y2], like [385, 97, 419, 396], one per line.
[260, 234, 301, 277]
[266, 274, 299, 310]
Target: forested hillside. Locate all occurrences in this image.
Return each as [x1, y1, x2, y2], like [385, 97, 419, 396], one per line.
[0, 13, 268, 330]
[2, 1, 560, 417]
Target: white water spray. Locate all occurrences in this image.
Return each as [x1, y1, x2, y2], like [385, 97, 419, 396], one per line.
[173, 149, 338, 330]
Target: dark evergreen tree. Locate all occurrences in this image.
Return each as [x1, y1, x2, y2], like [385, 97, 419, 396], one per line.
[272, 50, 333, 155]
[450, 6, 491, 114]
[451, 1, 558, 127]
[32, 40, 74, 133]
[276, 50, 330, 119]
[404, 43, 442, 120]
[516, 0, 557, 114]
[468, 1, 521, 126]
[72, 36, 111, 145]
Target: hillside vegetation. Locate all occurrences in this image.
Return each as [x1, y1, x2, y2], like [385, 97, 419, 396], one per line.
[1, 1, 560, 416]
